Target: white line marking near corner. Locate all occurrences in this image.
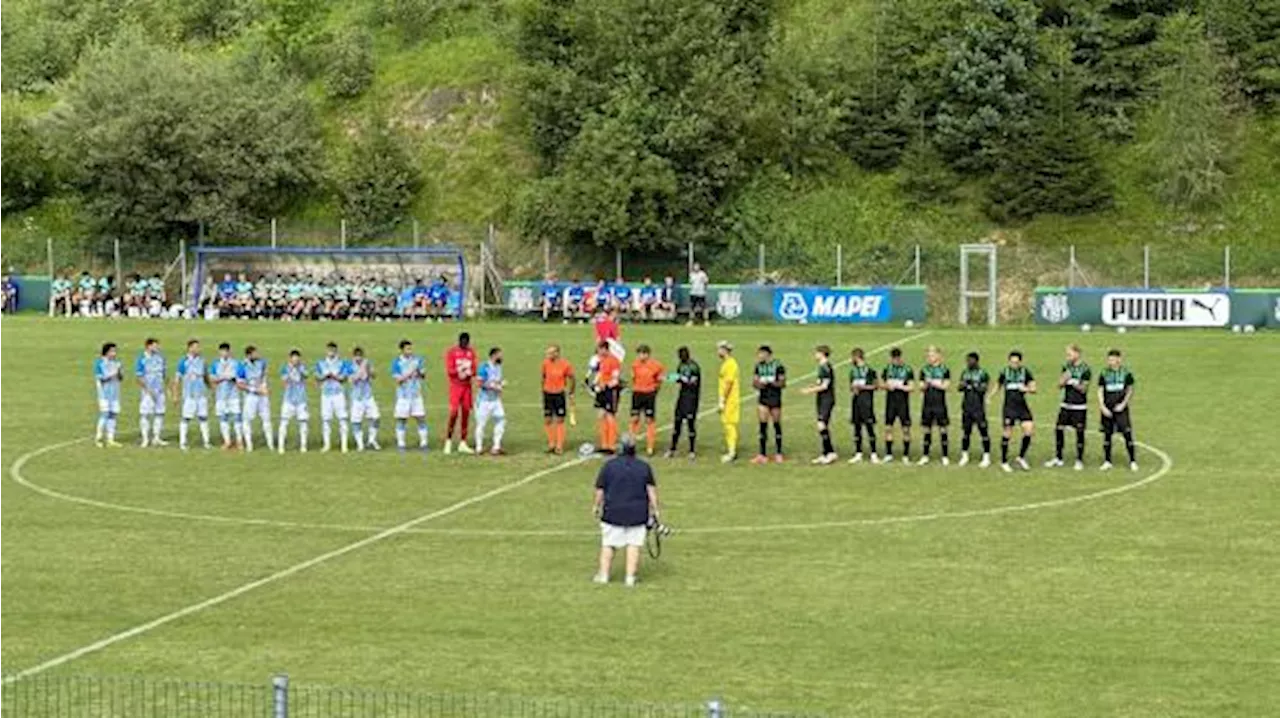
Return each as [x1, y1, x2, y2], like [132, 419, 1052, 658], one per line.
[2, 330, 933, 681]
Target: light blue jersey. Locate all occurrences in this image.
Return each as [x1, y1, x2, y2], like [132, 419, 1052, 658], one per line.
[94, 357, 123, 403]
[176, 354, 208, 399]
[209, 357, 242, 403]
[280, 362, 309, 406]
[314, 356, 350, 397]
[478, 361, 503, 402]
[391, 355, 424, 400]
[242, 358, 269, 394]
[349, 358, 374, 402]
[135, 350, 166, 397]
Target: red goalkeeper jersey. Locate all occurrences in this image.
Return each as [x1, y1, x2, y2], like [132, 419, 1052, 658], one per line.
[444, 346, 477, 387]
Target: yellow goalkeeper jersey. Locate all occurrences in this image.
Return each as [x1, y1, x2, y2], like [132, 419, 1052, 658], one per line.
[718, 356, 740, 406]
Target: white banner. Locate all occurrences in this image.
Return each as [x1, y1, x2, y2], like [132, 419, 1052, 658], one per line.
[1102, 292, 1230, 327]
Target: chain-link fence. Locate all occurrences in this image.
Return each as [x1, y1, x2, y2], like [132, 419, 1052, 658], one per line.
[0, 674, 817, 718]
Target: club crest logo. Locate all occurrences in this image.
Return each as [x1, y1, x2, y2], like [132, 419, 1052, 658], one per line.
[507, 287, 535, 314]
[715, 291, 743, 320]
[1040, 293, 1070, 324]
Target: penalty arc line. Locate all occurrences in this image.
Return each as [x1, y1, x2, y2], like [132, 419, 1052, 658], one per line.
[3, 330, 933, 682]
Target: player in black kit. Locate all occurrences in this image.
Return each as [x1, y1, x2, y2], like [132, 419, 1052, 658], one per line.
[801, 345, 838, 464]
[956, 352, 992, 467]
[991, 350, 1037, 473]
[1097, 348, 1138, 471]
[847, 348, 879, 464]
[668, 346, 702, 460]
[1047, 344, 1091, 471]
[751, 346, 787, 464]
[916, 345, 951, 466]
[880, 347, 914, 464]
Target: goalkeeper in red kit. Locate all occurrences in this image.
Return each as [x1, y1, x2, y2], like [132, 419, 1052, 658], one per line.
[443, 331, 478, 454]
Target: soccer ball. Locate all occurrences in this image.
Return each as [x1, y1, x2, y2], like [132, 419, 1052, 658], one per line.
[578, 443, 597, 458]
[797, 318, 808, 325]
[1116, 326, 1127, 334]
[1244, 325, 1256, 334]
[1081, 323, 1092, 332]
[904, 319, 915, 328]
[1231, 325, 1242, 333]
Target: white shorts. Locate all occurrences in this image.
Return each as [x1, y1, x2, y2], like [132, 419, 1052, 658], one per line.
[181, 396, 209, 420]
[351, 397, 380, 422]
[394, 395, 426, 419]
[139, 392, 165, 416]
[476, 399, 505, 423]
[242, 393, 272, 423]
[600, 523, 646, 548]
[97, 398, 121, 414]
[281, 401, 310, 421]
[215, 396, 241, 417]
[320, 394, 348, 421]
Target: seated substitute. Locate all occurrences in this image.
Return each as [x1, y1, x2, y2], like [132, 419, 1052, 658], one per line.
[592, 434, 661, 587]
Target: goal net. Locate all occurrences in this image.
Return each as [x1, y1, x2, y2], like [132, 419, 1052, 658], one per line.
[192, 246, 467, 318]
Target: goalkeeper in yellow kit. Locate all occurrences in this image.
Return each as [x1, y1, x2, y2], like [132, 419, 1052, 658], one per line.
[716, 340, 741, 463]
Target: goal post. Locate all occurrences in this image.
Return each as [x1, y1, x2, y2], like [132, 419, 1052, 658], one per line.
[192, 246, 468, 318]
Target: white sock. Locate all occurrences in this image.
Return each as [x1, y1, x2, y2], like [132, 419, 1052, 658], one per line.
[299, 421, 308, 449]
[396, 424, 406, 448]
[353, 423, 364, 450]
[234, 419, 244, 445]
[417, 424, 428, 447]
[278, 422, 288, 450]
[153, 415, 164, 438]
[199, 421, 210, 446]
[242, 421, 254, 451]
[322, 420, 332, 448]
[368, 421, 379, 444]
[339, 422, 349, 450]
[475, 420, 487, 452]
[220, 419, 232, 442]
[106, 416, 117, 441]
[180, 421, 190, 447]
[494, 418, 506, 450]
[263, 420, 275, 450]
[95, 416, 106, 440]
[139, 416, 151, 444]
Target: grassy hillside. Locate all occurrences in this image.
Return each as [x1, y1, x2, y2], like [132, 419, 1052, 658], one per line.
[2, 0, 1278, 321]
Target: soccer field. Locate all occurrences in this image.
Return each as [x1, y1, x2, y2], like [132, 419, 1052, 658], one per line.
[2, 317, 1278, 717]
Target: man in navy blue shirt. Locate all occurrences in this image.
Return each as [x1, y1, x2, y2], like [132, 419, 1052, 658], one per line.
[427, 275, 450, 320]
[637, 277, 659, 321]
[563, 277, 586, 321]
[592, 434, 660, 587]
[540, 273, 560, 322]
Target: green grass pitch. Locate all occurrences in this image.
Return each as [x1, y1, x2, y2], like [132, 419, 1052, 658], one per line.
[2, 317, 1278, 716]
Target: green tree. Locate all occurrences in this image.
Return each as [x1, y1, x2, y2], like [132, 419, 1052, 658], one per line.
[333, 114, 422, 239]
[260, 0, 327, 71]
[1202, 0, 1280, 108]
[1, 111, 56, 215]
[324, 28, 376, 99]
[52, 34, 321, 242]
[1143, 11, 1234, 207]
[986, 30, 1111, 221]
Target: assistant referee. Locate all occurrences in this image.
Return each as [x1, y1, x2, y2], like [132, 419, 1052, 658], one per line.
[592, 434, 660, 587]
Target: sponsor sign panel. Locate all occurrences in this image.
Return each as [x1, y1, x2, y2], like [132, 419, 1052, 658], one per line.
[772, 288, 892, 324]
[1101, 292, 1230, 327]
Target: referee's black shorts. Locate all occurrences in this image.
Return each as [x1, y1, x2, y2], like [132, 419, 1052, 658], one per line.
[543, 391, 567, 418]
[594, 388, 619, 413]
[631, 391, 657, 418]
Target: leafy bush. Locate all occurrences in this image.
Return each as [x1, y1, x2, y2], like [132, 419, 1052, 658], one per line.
[324, 29, 376, 99]
[332, 114, 422, 239]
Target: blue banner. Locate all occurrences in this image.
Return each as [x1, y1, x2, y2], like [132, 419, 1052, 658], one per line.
[772, 288, 892, 324]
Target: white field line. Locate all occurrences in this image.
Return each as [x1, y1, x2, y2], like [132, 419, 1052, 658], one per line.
[2, 331, 932, 681]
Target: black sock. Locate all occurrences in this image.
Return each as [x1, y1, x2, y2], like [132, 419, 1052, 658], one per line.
[981, 430, 991, 455]
[773, 421, 783, 454]
[1020, 434, 1031, 458]
[1076, 432, 1085, 462]
[903, 439, 911, 460]
[923, 433, 933, 457]
[962, 428, 972, 453]
[759, 422, 768, 455]
[820, 428, 833, 455]
[886, 438, 894, 457]
[670, 423, 682, 452]
[687, 420, 697, 453]
[868, 433, 877, 454]
[1001, 436, 1010, 462]
[1055, 428, 1065, 460]
[1104, 432, 1114, 462]
[941, 431, 949, 458]
[854, 428, 863, 454]
[1124, 431, 1136, 462]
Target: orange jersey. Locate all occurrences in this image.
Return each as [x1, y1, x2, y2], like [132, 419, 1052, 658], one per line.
[631, 358, 665, 394]
[597, 355, 621, 388]
[541, 358, 574, 393]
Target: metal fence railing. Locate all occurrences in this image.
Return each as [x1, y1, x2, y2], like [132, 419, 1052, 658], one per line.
[0, 674, 818, 718]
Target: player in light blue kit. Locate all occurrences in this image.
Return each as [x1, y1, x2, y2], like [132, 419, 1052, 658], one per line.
[349, 346, 381, 451]
[474, 347, 507, 455]
[94, 342, 124, 447]
[210, 342, 244, 450]
[391, 339, 430, 452]
[278, 349, 310, 453]
[173, 339, 212, 450]
[134, 337, 168, 447]
[239, 345, 274, 452]
[315, 341, 351, 453]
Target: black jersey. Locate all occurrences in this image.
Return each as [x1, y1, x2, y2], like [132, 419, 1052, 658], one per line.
[998, 365, 1034, 412]
[675, 360, 701, 402]
[1060, 361, 1092, 409]
[1098, 366, 1135, 409]
[754, 359, 786, 404]
[816, 362, 836, 404]
[881, 363, 914, 398]
[849, 364, 877, 407]
[958, 367, 990, 414]
[918, 363, 951, 406]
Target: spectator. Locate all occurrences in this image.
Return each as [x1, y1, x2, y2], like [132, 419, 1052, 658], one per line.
[3, 273, 18, 314]
[688, 263, 710, 326]
[656, 275, 677, 321]
[540, 273, 560, 322]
